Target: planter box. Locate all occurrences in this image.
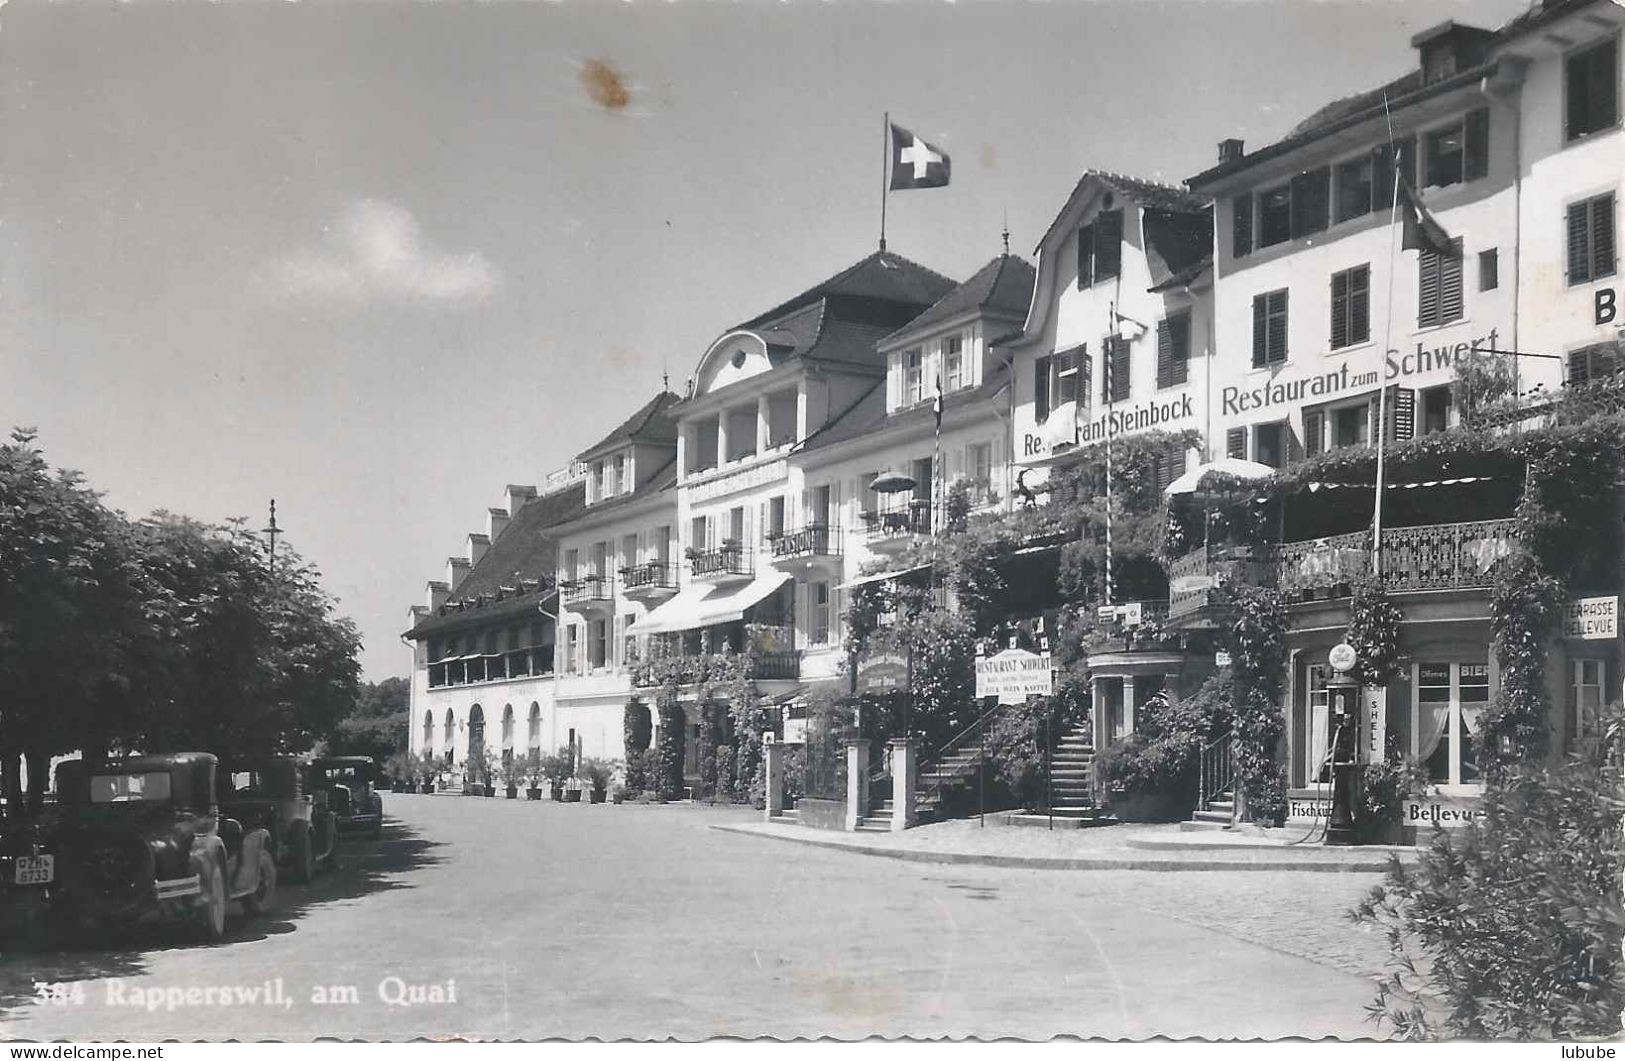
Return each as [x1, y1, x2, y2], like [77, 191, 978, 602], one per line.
[589, 789, 606, 804]
[505, 787, 518, 799]
[1105, 790, 1191, 823]
[526, 787, 543, 801]
[483, 787, 496, 798]
[612, 793, 625, 805]
[564, 789, 583, 803]
[550, 787, 564, 802]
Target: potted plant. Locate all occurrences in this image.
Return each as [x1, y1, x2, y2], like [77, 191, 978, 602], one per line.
[550, 743, 573, 801]
[563, 776, 584, 803]
[524, 750, 546, 800]
[501, 752, 524, 799]
[610, 782, 627, 805]
[581, 758, 613, 804]
[479, 747, 500, 797]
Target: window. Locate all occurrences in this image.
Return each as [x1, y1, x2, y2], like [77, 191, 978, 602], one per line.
[1149, 448, 1188, 495]
[1372, 137, 1416, 211]
[1225, 427, 1247, 460]
[810, 484, 834, 528]
[1335, 156, 1374, 223]
[1305, 665, 1332, 784]
[810, 582, 831, 646]
[563, 548, 579, 582]
[1252, 289, 1289, 366]
[944, 336, 964, 391]
[1478, 248, 1499, 291]
[612, 454, 627, 495]
[689, 515, 709, 553]
[1568, 340, 1623, 385]
[1258, 184, 1292, 248]
[562, 625, 580, 675]
[1332, 403, 1369, 449]
[589, 541, 607, 580]
[652, 525, 671, 564]
[768, 496, 786, 539]
[1415, 661, 1489, 787]
[1232, 195, 1253, 258]
[1417, 239, 1465, 328]
[1155, 312, 1191, 388]
[904, 349, 924, 405]
[597, 461, 610, 500]
[1423, 111, 1488, 188]
[1566, 193, 1617, 286]
[1078, 208, 1124, 287]
[967, 441, 994, 497]
[1420, 384, 1452, 434]
[621, 533, 638, 572]
[588, 619, 608, 670]
[1570, 658, 1607, 753]
[1102, 337, 1130, 403]
[727, 506, 745, 547]
[1329, 265, 1371, 349]
[1289, 167, 1330, 238]
[527, 704, 541, 751]
[1055, 346, 1082, 406]
[1566, 35, 1619, 142]
[1303, 410, 1324, 457]
[1033, 354, 1052, 422]
[1253, 422, 1286, 469]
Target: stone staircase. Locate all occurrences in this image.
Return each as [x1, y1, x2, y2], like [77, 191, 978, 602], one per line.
[1182, 787, 1236, 830]
[1008, 723, 1110, 828]
[855, 799, 895, 833]
[915, 747, 984, 822]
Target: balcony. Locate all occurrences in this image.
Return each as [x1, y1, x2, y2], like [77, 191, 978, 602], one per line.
[620, 560, 679, 605]
[1166, 518, 1517, 623]
[861, 501, 931, 555]
[630, 649, 801, 688]
[689, 544, 753, 585]
[559, 574, 613, 612]
[768, 524, 841, 570]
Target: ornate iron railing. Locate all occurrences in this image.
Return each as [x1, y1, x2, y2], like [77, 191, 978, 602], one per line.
[690, 546, 752, 578]
[620, 561, 677, 592]
[560, 574, 611, 606]
[769, 523, 840, 560]
[861, 502, 931, 541]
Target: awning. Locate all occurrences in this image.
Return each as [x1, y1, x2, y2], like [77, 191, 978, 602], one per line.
[836, 563, 931, 591]
[1305, 476, 1496, 492]
[630, 570, 791, 636]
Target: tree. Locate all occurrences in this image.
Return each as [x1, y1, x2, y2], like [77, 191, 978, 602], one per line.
[327, 677, 409, 762]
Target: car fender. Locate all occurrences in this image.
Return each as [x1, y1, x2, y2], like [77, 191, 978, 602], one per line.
[230, 829, 273, 898]
[172, 834, 224, 904]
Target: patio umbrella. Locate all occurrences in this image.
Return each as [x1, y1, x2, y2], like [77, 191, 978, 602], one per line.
[869, 471, 918, 494]
[1163, 456, 1276, 496]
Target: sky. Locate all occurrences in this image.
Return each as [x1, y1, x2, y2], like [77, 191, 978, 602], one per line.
[0, 0, 1537, 681]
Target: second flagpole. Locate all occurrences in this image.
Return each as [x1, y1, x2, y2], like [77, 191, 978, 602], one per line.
[880, 112, 889, 252]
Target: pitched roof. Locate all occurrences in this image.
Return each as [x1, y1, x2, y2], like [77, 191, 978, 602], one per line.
[1497, 0, 1604, 42]
[575, 391, 681, 462]
[406, 482, 585, 639]
[882, 255, 1036, 348]
[1035, 171, 1210, 255]
[738, 249, 957, 331]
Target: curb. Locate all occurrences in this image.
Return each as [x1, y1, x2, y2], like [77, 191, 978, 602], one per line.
[709, 823, 1399, 873]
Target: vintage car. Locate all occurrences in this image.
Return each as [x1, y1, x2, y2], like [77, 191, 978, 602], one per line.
[49, 753, 276, 942]
[307, 757, 383, 838]
[220, 757, 337, 884]
[0, 810, 61, 936]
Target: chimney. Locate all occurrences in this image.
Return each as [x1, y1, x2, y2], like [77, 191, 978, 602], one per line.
[426, 580, 450, 610]
[487, 506, 510, 541]
[505, 484, 537, 516]
[446, 557, 471, 590]
[1218, 138, 1245, 164]
[407, 604, 429, 634]
[467, 532, 490, 566]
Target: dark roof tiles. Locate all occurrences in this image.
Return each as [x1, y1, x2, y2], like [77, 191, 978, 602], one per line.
[883, 255, 1036, 346]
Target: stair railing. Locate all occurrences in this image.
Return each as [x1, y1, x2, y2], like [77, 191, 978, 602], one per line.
[1197, 730, 1234, 813]
[915, 700, 1006, 812]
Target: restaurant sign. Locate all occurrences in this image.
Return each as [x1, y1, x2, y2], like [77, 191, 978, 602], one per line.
[854, 652, 909, 696]
[975, 648, 1053, 704]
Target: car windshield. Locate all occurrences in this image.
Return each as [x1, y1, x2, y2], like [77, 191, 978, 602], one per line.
[89, 772, 172, 804]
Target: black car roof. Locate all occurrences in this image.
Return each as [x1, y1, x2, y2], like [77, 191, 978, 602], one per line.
[85, 753, 217, 771]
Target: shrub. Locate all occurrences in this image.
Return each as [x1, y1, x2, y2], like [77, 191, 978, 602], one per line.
[713, 745, 735, 803]
[623, 698, 652, 757]
[1352, 709, 1625, 1040]
[1091, 678, 1231, 822]
[623, 748, 652, 795]
[655, 701, 685, 800]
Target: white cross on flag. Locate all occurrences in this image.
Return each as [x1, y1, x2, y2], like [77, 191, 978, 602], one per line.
[889, 123, 951, 190]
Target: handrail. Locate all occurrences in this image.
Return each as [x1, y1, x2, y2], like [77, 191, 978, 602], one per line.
[1197, 730, 1234, 814]
[916, 700, 1006, 808]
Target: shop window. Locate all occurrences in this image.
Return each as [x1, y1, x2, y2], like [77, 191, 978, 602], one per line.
[1306, 665, 1332, 784]
[1330, 265, 1371, 349]
[1415, 661, 1489, 787]
[1253, 422, 1286, 469]
[1566, 35, 1619, 143]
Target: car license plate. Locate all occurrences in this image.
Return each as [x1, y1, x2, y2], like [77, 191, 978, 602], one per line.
[14, 854, 53, 885]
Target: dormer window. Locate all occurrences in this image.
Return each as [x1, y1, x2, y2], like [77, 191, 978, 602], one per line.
[944, 336, 964, 391]
[904, 349, 924, 405]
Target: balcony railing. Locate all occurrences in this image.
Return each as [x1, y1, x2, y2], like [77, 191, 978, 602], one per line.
[861, 502, 931, 541]
[620, 561, 678, 593]
[1166, 518, 1518, 620]
[559, 574, 612, 607]
[630, 649, 801, 687]
[769, 523, 840, 561]
[689, 545, 752, 579]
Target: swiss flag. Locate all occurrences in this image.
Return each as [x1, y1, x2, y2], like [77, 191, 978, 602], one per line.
[889, 123, 951, 191]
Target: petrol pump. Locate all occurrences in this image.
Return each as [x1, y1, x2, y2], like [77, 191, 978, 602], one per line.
[1324, 643, 1360, 846]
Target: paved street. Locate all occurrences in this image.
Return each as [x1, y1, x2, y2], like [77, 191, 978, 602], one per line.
[3, 796, 1393, 1040]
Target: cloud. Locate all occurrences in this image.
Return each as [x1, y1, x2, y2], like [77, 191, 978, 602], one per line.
[272, 200, 499, 307]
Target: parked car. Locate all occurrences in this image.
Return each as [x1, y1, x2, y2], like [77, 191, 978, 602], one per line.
[307, 757, 383, 838]
[49, 753, 276, 943]
[221, 757, 337, 884]
[0, 810, 61, 937]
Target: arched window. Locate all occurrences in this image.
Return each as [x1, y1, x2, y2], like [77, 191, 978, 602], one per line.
[527, 702, 541, 751]
[423, 709, 434, 752]
[501, 704, 514, 750]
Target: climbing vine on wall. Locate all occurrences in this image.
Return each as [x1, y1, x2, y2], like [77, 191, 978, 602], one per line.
[654, 679, 685, 800]
[1214, 581, 1288, 825]
[1345, 580, 1404, 687]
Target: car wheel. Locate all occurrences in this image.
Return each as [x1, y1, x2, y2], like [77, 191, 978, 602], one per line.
[243, 850, 276, 916]
[195, 860, 227, 943]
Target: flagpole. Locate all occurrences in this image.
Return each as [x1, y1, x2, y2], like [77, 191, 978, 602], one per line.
[1373, 94, 1402, 581]
[880, 112, 889, 252]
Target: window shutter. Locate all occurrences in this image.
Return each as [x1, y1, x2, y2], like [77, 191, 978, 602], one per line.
[1330, 271, 1349, 349]
[1033, 355, 1051, 422]
[1464, 109, 1490, 181]
[1171, 314, 1190, 384]
[1095, 209, 1123, 280]
[1156, 318, 1173, 388]
[1593, 193, 1616, 281]
[1350, 266, 1371, 344]
[1112, 339, 1131, 402]
[1419, 249, 1442, 327]
[1268, 291, 1288, 363]
[1303, 410, 1324, 457]
[1390, 387, 1416, 442]
[1252, 294, 1268, 367]
[1232, 195, 1253, 258]
[1570, 349, 1592, 386]
[1226, 427, 1247, 460]
[1568, 200, 1592, 284]
[1170, 448, 1188, 481]
[1076, 223, 1094, 288]
[1440, 241, 1464, 324]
